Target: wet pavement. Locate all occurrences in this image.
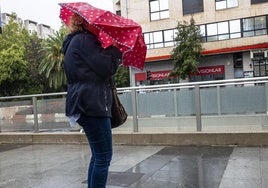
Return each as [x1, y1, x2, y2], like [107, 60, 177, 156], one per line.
[0, 144, 267, 188]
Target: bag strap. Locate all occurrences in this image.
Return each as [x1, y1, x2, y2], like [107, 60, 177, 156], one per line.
[110, 76, 116, 88]
[112, 87, 120, 107]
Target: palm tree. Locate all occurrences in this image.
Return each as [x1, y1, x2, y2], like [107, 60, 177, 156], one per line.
[39, 27, 67, 89]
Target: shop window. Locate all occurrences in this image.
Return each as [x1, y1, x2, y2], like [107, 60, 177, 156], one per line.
[251, 0, 268, 4]
[216, 0, 238, 10]
[149, 0, 169, 21]
[149, 77, 179, 85]
[182, 0, 204, 15]
[233, 52, 244, 78]
[252, 52, 268, 77]
[190, 74, 225, 82]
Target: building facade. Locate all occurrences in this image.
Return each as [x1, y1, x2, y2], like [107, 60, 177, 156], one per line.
[113, 0, 268, 86]
[1, 13, 54, 39]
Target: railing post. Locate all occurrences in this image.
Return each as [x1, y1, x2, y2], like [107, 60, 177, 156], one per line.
[131, 89, 138, 132]
[195, 85, 202, 131]
[174, 88, 178, 117]
[217, 85, 222, 115]
[32, 96, 39, 132]
[266, 83, 268, 114]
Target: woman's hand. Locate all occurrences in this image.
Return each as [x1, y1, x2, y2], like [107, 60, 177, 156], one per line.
[113, 41, 119, 48]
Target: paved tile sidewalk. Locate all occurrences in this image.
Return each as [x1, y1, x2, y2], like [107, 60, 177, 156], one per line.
[0, 144, 267, 188]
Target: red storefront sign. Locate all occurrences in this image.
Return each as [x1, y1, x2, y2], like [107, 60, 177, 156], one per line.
[135, 72, 147, 81]
[135, 65, 225, 81]
[194, 65, 225, 75]
[150, 70, 170, 80]
[135, 70, 171, 81]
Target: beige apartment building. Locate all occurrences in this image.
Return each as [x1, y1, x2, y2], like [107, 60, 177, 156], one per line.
[113, 0, 268, 86]
[1, 13, 54, 39]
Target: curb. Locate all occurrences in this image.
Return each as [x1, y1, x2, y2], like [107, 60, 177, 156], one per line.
[1, 132, 268, 146]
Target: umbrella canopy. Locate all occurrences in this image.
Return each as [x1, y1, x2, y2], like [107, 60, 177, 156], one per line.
[59, 2, 147, 70]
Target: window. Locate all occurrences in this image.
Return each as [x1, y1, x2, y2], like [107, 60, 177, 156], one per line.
[243, 16, 267, 37]
[144, 31, 163, 49]
[229, 20, 241, 38]
[144, 29, 177, 49]
[216, 0, 238, 10]
[182, 0, 204, 15]
[199, 25, 206, 42]
[144, 15, 267, 49]
[116, 10, 121, 16]
[149, 0, 169, 21]
[255, 16, 267, 35]
[251, 0, 268, 4]
[206, 21, 230, 41]
[163, 29, 177, 47]
[201, 15, 267, 42]
[243, 18, 255, 37]
[207, 23, 218, 41]
[153, 31, 163, 48]
[218, 22, 229, 40]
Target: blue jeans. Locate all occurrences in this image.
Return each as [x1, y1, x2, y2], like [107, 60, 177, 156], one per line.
[77, 115, 113, 188]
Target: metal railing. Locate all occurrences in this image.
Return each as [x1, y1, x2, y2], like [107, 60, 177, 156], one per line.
[1, 76, 268, 133]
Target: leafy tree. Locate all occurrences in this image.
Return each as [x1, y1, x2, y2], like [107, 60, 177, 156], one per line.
[0, 14, 32, 96]
[39, 27, 67, 90]
[114, 66, 130, 87]
[24, 33, 49, 94]
[0, 44, 28, 96]
[170, 17, 202, 79]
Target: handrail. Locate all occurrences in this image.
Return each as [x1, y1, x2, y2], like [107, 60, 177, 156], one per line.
[1, 77, 268, 99]
[0, 92, 67, 100]
[117, 76, 268, 91]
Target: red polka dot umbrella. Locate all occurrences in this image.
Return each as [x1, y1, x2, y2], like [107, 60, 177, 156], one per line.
[59, 2, 147, 70]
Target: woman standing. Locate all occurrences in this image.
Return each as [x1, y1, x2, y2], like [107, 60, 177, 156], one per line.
[61, 13, 122, 188]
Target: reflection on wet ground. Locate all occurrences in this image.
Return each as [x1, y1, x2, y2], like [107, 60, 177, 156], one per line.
[0, 144, 267, 188]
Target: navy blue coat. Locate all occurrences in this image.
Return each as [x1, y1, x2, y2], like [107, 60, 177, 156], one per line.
[62, 31, 122, 117]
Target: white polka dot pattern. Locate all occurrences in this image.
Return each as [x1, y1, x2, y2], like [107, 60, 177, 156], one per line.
[59, 2, 147, 70]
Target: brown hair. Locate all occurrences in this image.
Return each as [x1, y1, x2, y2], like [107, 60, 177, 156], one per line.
[68, 13, 87, 34]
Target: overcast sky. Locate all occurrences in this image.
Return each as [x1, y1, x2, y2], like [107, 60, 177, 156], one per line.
[0, 0, 113, 30]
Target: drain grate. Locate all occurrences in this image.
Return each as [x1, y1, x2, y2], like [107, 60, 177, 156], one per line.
[82, 171, 144, 187]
